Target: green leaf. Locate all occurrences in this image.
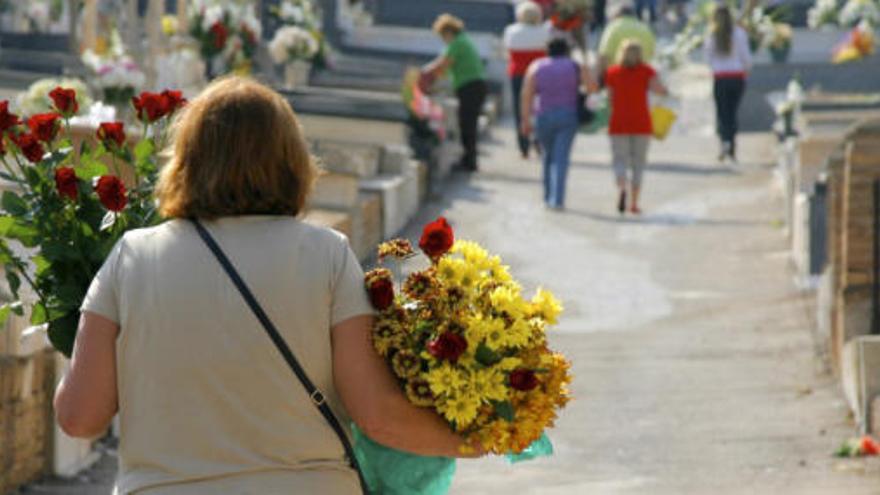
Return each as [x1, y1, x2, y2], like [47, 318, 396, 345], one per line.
[6, 270, 21, 297]
[1, 191, 28, 215]
[0, 301, 22, 329]
[5, 221, 38, 247]
[493, 401, 515, 422]
[76, 153, 109, 181]
[32, 255, 50, 277]
[475, 343, 501, 366]
[30, 303, 47, 325]
[0, 215, 15, 235]
[134, 139, 155, 164]
[48, 312, 79, 357]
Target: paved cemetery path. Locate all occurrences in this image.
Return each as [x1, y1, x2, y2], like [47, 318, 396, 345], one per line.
[398, 127, 880, 494]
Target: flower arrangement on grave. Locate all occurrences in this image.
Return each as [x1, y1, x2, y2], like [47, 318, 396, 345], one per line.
[188, 0, 262, 78]
[353, 217, 572, 493]
[81, 30, 146, 111]
[836, 435, 880, 457]
[401, 68, 446, 161]
[743, 7, 777, 53]
[839, 0, 880, 27]
[269, 0, 331, 68]
[0, 86, 185, 356]
[550, 0, 592, 31]
[767, 23, 793, 62]
[808, 0, 841, 30]
[832, 19, 877, 61]
[268, 25, 320, 64]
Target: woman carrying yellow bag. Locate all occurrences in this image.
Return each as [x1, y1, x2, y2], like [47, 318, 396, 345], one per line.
[605, 40, 668, 215]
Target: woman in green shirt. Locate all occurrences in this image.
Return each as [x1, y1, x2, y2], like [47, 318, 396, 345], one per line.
[424, 14, 487, 172]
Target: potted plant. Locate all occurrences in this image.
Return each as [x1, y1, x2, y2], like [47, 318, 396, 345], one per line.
[768, 23, 793, 63]
[268, 25, 320, 89]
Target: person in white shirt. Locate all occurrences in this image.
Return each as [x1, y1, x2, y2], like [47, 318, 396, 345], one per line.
[503, 1, 550, 158]
[704, 4, 752, 162]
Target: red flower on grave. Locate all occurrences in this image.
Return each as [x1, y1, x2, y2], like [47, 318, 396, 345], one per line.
[861, 436, 880, 456]
[419, 217, 454, 260]
[49, 87, 78, 116]
[11, 133, 45, 163]
[54, 167, 78, 201]
[210, 22, 228, 50]
[95, 176, 127, 212]
[27, 113, 61, 143]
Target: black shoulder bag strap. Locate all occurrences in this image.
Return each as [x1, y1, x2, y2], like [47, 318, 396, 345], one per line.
[191, 219, 369, 494]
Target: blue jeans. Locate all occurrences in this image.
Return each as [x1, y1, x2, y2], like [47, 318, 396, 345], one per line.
[535, 109, 578, 208]
[635, 0, 657, 22]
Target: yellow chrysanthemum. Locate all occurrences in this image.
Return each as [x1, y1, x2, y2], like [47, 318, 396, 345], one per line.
[489, 285, 525, 319]
[531, 288, 563, 325]
[481, 316, 509, 351]
[439, 393, 480, 428]
[391, 350, 421, 379]
[425, 363, 466, 397]
[453, 240, 490, 268]
[500, 319, 532, 349]
[498, 356, 523, 371]
[470, 368, 508, 403]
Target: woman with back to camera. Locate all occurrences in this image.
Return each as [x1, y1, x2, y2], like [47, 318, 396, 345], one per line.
[503, 1, 549, 159]
[53, 77, 477, 495]
[605, 40, 668, 215]
[704, 4, 751, 163]
[521, 37, 597, 211]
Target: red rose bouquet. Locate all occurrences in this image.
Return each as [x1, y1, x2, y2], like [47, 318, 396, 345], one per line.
[0, 87, 185, 356]
[355, 217, 572, 492]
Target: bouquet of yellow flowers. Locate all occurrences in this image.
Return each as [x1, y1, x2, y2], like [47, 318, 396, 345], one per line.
[354, 217, 572, 493]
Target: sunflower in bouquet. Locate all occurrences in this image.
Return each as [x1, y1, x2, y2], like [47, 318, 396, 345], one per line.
[363, 217, 572, 459]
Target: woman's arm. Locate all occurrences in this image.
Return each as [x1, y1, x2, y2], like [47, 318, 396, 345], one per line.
[580, 63, 599, 93]
[650, 76, 669, 97]
[332, 315, 478, 458]
[520, 65, 538, 137]
[423, 55, 453, 79]
[54, 311, 119, 438]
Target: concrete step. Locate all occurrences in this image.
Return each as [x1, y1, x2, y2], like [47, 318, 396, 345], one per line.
[314, 139, 382, 178]
[0, 47, 78, 75]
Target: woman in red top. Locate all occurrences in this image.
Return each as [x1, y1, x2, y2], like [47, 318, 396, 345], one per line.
[605, 40, 667, 215]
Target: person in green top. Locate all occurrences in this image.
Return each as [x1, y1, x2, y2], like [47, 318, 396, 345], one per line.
[424, 14, 488, 172]
[597, 5, 655, 77]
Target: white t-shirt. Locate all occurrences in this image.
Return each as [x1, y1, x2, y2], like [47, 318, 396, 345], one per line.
[704, 26, 753, 74]
[503, 22, 551, 51]
[82, 216, 373, 495]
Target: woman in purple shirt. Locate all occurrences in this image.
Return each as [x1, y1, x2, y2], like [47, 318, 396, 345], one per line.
[521, 38, 596, 210]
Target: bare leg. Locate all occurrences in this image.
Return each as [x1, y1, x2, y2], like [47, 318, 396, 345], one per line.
[630, 186, 642, 214]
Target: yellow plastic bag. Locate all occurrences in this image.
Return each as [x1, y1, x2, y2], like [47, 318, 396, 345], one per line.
[651, 106, 676, 140]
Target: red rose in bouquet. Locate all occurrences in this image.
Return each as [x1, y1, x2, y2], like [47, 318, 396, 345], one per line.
[12, 133, 45, 163]
[161, 90, 187, 115]
[426, 331, 468, 362]
[0, 101, 20, 132]
[509, 369, 539, 391]
[95, 176, 127, 212]
[132, 92, 167, 122]
[27, 113, 61, 143]
[419, 216, 454, 259]
[54, 167, 78, 201]
[97, 122, 126, 148]
[366, 269, 395, 311]
[49, 87, 78, 116]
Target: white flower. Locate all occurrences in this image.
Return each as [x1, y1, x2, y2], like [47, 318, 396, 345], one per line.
[839, 0, 880, 27]
[269, 25, 319, 64]
[281, 3, 305, 24]
[241, 5, 262, 39]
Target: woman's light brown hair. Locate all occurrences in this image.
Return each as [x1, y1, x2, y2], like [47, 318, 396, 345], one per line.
[619, 40, 644, 68]
[432, 14, 465, 36]
[712, 5, 734, 56]
[156, 77, 317, 219]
